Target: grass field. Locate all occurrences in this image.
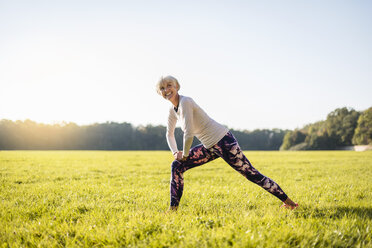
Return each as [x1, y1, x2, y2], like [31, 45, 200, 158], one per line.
[0, 151, 371, 247]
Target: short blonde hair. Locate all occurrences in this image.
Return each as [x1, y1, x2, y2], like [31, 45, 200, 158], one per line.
[156, 75, 180, 95]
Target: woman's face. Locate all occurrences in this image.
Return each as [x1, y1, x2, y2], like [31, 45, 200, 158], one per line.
[159, 81, 179, 101]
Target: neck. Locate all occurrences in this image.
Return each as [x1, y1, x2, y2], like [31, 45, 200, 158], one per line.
[170, 94, 180, 107]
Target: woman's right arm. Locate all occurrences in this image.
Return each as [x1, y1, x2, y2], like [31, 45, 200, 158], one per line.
[166, 108, 178, 155]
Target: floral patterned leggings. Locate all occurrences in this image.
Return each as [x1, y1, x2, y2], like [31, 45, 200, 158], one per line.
[170, 131, 288, 207]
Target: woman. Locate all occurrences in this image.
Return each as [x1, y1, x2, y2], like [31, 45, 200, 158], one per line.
[156, 76, 298, 211]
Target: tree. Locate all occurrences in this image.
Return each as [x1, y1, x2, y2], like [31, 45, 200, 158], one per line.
[352, 107, 372, 145]
[232, 129, 287, 150]
[280, 130, 306, 150]
[325, 107, 360, 146]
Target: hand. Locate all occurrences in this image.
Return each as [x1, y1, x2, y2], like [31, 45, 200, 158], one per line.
[174, 151, 187, 161]
[173, 151, 183, 160]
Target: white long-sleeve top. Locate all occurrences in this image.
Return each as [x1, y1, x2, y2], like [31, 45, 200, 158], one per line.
[166, 95, 229, 156]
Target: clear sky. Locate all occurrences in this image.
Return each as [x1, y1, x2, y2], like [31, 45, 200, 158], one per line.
[1, 0, 371, 130]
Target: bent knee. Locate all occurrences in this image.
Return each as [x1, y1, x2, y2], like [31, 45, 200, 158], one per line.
[171, 160, 182, 173]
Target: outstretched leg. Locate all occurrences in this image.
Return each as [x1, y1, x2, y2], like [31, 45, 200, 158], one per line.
[170, 144, 218, 207]
[213, 132, 288, 202]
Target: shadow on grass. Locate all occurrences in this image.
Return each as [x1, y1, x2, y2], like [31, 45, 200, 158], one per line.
[295, 205, 372, 220]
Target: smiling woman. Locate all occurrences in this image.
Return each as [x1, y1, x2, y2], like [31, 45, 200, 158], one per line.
[156, 75, 298, 211]
[156, 76, 181, 100]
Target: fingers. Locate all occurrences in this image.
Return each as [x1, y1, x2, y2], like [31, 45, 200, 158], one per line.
[174, 151, 188, 162]
[177, 152, 183, 161]
[173, 151, 182, 160]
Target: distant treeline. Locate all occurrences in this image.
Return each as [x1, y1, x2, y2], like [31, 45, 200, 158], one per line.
[0, 120, 287, 150]
[280, 107, 372, 150]
[1, 106, 370, 151]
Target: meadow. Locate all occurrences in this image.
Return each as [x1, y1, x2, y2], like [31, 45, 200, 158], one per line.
[0, 151, 371, 247]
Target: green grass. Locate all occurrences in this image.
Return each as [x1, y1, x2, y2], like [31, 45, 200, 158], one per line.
[0, 151, 371, 247]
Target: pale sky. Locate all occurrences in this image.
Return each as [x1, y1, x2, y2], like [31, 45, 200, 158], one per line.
[1, 0, 371, 130]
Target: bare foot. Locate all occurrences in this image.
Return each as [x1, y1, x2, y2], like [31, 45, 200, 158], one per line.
[281, 197, 299, 209]
[165, 206, 178, 213]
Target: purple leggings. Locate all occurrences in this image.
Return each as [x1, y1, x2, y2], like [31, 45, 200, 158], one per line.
[170, 131, 288, 207]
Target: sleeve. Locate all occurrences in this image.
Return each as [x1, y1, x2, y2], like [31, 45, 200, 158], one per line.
[182, 98, 195, 157]
[166, 108, 179, 154]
